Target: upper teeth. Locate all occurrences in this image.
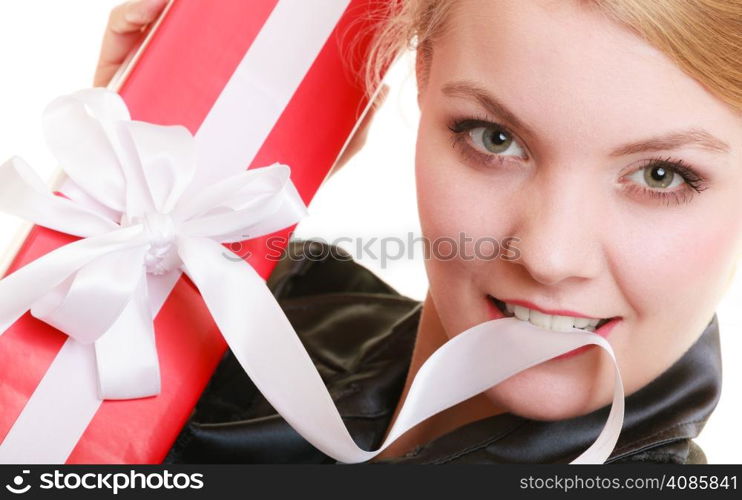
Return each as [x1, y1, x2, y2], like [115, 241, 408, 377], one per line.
[504, 302, 601, 332]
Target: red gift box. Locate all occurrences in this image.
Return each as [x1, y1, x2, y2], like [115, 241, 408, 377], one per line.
[0, 0, 389, 463]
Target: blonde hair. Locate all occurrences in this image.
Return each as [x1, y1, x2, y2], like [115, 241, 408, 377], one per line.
[363, 0, 742, 113]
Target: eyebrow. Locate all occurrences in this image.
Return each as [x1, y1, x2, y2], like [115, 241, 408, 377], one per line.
[442, 80, 537, 138]
[607, 129, 729, 156]
[441, 80, 730, 156]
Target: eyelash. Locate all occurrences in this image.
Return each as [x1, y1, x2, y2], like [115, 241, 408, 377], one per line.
[446, 115, 709, 207]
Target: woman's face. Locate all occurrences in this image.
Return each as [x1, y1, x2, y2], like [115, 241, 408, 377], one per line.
[416, 0, 742, 420]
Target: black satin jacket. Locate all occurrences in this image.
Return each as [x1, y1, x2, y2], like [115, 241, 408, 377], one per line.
[164, 240, 723, 464]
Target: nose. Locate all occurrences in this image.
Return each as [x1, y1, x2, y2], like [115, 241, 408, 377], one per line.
[508, 168, 603, 286]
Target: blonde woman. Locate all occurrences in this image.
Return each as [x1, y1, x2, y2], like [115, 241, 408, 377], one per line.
[96, 0, 741, 464]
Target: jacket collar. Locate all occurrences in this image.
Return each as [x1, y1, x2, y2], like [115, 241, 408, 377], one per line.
[376, 311, 722, 463]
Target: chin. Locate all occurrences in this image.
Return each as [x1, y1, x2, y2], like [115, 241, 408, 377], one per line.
[481, 350, 617, 421]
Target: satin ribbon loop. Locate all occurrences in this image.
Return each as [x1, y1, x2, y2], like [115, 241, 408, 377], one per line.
[0, 88, 307, 401]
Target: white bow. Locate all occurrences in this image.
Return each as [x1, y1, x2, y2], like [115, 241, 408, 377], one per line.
[0, 87, 307, 399]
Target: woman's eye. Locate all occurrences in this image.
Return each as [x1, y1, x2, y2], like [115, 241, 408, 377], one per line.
[619, 157, 708, 206]
[468, 126, 526, 158]
[626, 163, 684, 190]
[448, 118, 528, 167]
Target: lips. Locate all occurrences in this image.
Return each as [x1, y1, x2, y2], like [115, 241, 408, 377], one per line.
[485, 294, 621, 360]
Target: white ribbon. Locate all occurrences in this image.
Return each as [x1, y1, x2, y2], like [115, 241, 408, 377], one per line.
[0, 87, 308, 399]
[0, 88, 624, 464]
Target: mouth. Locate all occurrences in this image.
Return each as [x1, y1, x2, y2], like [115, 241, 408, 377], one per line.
[486, 294, 620, 335]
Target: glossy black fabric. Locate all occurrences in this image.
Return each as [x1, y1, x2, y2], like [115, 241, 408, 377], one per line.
[164, 239, 722, 464]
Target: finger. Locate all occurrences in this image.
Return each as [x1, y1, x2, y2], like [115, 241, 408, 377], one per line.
[93, 0, 168, 87]
[107, 0, 168, 35]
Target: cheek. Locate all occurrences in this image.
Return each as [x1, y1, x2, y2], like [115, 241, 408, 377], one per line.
[616, 200, 742, 326]
[415, 126, 489, 332]
[604, 196, 742, 407]
[415, 124, 505, 257]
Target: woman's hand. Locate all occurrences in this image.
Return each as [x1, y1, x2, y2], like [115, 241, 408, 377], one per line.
[93, 0, 168, 88]
[92, 0, 387, 173]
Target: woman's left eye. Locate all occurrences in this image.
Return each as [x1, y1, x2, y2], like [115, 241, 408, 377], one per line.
[620, 157, 709, 206]
[625, 161, 684, 189]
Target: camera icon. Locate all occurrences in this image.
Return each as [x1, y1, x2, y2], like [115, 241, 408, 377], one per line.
[5, 470, 31, 494]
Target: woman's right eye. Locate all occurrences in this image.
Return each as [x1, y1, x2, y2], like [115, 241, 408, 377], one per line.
[448, 119, 528, 163]
[468, 125, 527, 158]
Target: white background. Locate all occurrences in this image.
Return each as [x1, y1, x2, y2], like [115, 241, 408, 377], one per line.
[0, 1, 738, 463]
